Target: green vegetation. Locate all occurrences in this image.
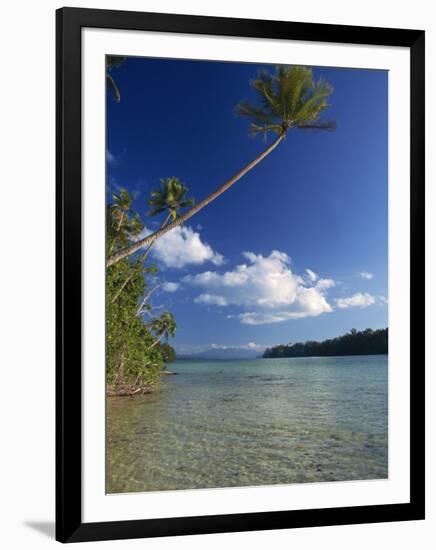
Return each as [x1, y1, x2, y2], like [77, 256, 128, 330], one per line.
[106, 183, 193, 394]
[263, 328, 388, 359]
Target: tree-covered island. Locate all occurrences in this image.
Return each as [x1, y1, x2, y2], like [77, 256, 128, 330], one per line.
[263, 328, 388, 359]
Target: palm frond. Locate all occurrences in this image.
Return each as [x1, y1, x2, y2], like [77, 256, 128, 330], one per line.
[296, 121, 337, 131]
[277, 66, 313, 117]
[235, 101, 276, 124]
[147, 177, 195, 219]
[251, 70, 282, 117]
[249, 123, 284, 138]
[106, 56, 127, 70]
[294, 79, 334, 123]
[112, 188, 133, 210]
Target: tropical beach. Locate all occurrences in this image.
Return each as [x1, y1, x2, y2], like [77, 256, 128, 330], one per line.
[105, 56, 388, 493]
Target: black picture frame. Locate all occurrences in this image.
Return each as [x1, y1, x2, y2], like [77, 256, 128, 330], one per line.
[56, 7, 425, 543]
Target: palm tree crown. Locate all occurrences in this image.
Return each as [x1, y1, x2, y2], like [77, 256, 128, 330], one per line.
[112, 188, 133, 212]
[147, 312, 177, 349]
[111, 188, 133, 230]
[148, 177, 195, 221]
[236, 65, 335, 138]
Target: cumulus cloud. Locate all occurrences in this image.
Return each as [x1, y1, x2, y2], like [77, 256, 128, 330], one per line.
[185, 250, 334, 325]
[238, 311, 311, 325]
[359, 271, 374, 280]
[306, 268, 318, 282]
[246, 342, 262, 350]
[137, 226, 224, 269]
[315, 278, 336, 291]
[335, 292, 376, 309]
[161, 281, 179, 292]
[194, 293, 228, 306]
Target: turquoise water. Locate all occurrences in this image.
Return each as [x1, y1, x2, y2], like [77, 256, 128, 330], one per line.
[107, 355, 388, 493]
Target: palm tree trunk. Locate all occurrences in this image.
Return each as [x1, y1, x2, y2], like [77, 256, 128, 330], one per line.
[136, 285, 160, 315]
[107, 72, 121, 103]
[116, 211, 125, 232]
[106, 133, 285, 267]
[148, 329, 168, 351]
[113, 346, 126, 385]
[110, 213, 172, 304]
[108, 211, 125, 254]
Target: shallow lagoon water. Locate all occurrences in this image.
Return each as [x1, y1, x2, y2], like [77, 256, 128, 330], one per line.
[107, 355, 388, 493]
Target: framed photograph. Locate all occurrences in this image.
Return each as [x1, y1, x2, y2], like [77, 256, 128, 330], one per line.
[56, 7, 425, 543]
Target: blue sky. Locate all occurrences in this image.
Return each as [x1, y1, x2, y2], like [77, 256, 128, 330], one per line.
[107, 57, 388, 353]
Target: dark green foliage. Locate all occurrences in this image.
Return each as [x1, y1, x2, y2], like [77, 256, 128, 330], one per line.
[106, 189, 176, 389]
[147, 311, 177, 346]
[236, 65, 336, 138]
[106, 56, 127, 70]
[159, 343, 176, 364]
[148, 177, 195, 221]
[263, 328, 388, 359]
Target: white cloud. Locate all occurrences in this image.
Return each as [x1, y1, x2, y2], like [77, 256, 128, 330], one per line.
[208, 342, 266, 351]
[306, 268, 318, 282]
[161, 281, 179, 293]
[137, 226, 224, 269]
[359, 271, 374, 280]
[335, 292, 376, 309]
[246, 342, 262, 350]
[194, 293, 228, 306]
[238, 311, 310, 325]
[185, 250, 334, 325]
[106, 150, 117, 166]
[316, 278, 336, 291]
[179, 342, 270, 354]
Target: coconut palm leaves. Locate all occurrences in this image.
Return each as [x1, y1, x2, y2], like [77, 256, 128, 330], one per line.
[108, 189, 144, 254]
[112, 188, 133, 231]
[106, 55, 127, 103]
[148, 178, 195, 223]
[236, 65, 335, 137]
[148, 312, 177, 350]
[106, 65, 335, 267]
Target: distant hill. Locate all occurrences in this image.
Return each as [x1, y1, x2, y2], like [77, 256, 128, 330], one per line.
[177, 347, 262, 361]
[263, 328, 388, 359]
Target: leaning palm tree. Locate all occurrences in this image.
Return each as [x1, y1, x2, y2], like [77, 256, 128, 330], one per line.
[147, 312, 177, 350]
[107, 65, 335, 267]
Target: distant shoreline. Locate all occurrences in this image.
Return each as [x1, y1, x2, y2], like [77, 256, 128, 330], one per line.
[176, 352, 387, 362]
[263, 328, 388, 359]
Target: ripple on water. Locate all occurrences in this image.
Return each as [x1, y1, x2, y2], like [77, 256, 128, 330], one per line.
[107, 356, 388, 493]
